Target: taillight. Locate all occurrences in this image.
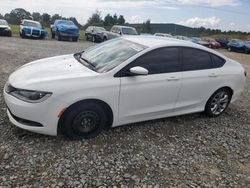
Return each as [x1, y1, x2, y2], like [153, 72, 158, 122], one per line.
[244, 70, 247, 77]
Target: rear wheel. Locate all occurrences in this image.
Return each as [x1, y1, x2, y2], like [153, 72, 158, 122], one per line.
[61, 102, 107, 139]
[205, 88, 232, 117]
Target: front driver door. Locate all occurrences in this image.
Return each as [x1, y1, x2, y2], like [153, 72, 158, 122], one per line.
[117, 47, 182, 125]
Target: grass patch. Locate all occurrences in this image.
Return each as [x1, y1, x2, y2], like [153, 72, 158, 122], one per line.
[10, 24, 85, 39]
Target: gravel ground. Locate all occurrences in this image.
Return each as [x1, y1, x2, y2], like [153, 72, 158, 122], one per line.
[0, 37, 250, 187]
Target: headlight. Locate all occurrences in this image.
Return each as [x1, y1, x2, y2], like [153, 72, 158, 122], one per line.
[5, 84, 52, 103]
[4, 27, 10, 31]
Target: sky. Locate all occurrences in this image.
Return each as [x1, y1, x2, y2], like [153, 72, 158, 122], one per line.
[0, 0, 250, 32]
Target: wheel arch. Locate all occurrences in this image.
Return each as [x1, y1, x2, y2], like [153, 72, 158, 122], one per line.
[57, 99, 114, 134]
[206, 86, 234, 106]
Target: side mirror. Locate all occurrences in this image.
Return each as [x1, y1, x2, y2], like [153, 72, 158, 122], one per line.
[119, 31, 122, 35]
[129, 66, 148, 76]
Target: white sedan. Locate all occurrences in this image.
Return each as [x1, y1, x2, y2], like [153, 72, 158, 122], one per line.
[4, 36, 246, 139]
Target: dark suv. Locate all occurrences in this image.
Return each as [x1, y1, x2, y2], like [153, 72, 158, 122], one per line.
[85, 26, 108, 42]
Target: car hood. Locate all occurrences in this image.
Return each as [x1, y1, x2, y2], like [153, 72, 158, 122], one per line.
[58, 24, 78, 30]
[0, 25, 9, 29]
[23, 26, 47, 32]
[9, 54, 98, 89]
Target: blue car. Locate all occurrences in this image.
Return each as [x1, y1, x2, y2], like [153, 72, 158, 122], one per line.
[227, 39, 250, 54]
[20, 19, 47, 39]
[51, 20, 80, 42]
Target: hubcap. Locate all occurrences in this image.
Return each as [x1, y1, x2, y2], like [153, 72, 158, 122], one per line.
[72, 111, 99, 135]
[210, 91, 229, 115]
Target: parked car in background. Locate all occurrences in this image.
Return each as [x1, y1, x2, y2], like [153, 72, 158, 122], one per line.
[51, 20, 79, 41]
[154, 33, 173, 38]
[85, 26, 108, 42]
[4, 36, 246, 139]
[174, 35, 191, 41]
[20, 19, 47, 39]
[110, 25, 138, 36]
[227, 39, 250, 54]
[0, 19, 12, 37]
[215, 38, 229, 48]
[203, 38, 221, 49]
[191, 37, 209, 47]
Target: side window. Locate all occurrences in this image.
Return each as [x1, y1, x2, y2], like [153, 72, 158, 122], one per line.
[124, 47, 180, 75]
[211, 54, 226, 68]
[182, 48, 212, 71]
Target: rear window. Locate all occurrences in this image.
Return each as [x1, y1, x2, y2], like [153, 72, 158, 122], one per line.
[182, 48, 212, 71]
[211, 54, 226, 68]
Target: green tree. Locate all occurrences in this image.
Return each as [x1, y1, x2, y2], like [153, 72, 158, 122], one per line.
[32, 12, 41, 21]
[85, 10, 103, 27]
[41, 13, 51, 26]
[113, 14, 118, 25]
[142, 19, 151, 33]
[51, 14, 61, 23]
[118, 15, 125, 25]
[104, 14, 113, 26]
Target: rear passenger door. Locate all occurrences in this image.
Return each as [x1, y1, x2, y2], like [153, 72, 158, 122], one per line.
[175, 47, 222, 113]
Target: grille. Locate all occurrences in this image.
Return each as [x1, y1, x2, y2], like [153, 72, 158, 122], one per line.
[32, 29, 40, 36]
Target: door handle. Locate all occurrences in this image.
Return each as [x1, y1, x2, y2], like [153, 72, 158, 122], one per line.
[208, 73, 218, 77]
[167, 76, 180, 81]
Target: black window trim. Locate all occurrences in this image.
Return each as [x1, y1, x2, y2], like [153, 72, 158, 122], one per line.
[114, 46, 182, 77]
[114, 46, 226, 77]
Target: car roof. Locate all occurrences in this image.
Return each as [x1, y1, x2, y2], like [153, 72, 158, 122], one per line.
[113, 25, 135, 29]
[22, 19, 40, 24]
[123, 35, 227, 58]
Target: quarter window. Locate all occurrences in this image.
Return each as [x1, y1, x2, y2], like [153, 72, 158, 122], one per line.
[182, 48, 212, 71]
[123, 47, 180, 75]
[211, 54, 226, 68]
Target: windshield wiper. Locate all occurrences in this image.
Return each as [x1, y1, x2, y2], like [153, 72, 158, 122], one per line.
[80, 56, 96, 69]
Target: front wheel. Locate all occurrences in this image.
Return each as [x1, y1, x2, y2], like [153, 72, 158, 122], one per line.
[205, 88, 232, 117]
[61, 102, 107, 139]
[72, 37, 78, 42]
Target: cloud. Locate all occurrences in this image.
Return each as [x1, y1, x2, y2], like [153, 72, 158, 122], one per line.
[129, 15, 144, 23]
[176, 0, 239, 7]
[178, 16, 221, 28]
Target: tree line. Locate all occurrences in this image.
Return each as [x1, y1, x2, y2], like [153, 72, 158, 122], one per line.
[0, 8, 249, 37]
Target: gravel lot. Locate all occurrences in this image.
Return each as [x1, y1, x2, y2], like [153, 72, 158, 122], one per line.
[0, 37, 250, 187]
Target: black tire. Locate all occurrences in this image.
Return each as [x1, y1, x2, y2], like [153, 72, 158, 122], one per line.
[205, 88, 232, 117]
[103, 36, 107, 42]
[61, 102, 107, 139]
[72, 37, 78, 42]
[86, 34, 89, 41]
[21, 30, 26, 38]
[244, 47, 249, 54]
[51, 32, 55, 39]
[8, 31, 12, 37]
[57, 33, 62, 41]
[91, 35, 96, 43]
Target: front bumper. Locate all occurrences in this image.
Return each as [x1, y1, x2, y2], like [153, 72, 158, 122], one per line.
[59, 32, 79, 37]
[3, 87, 59, 136]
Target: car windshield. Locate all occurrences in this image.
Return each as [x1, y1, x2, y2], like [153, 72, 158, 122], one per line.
[0, 19, 8, 25]
[95, 27, 106, 31]
[122, 28, 138, 35]
[23, 21, 42, 28]
[58, 20, 74, 25]
[77, 38, 147, 73]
